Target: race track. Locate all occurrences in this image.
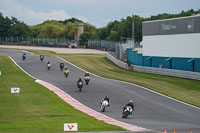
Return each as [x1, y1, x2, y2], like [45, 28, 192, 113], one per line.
[1, 49, 200, 133]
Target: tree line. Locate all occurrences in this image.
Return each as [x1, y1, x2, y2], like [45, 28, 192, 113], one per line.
[1, 9, 200, 45]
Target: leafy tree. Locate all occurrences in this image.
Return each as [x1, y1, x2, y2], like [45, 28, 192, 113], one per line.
[0, 12, 12, 37]
[30, 25, 41, 38]
[79, 32, 98, 45]
[59, 18, 83, 24]
[39, 24, 63, 38]
[8, 22, 32, 37]
[84, 23, 97, 32]
[61, 22, 76, 40]
[106, 30, 120, 41]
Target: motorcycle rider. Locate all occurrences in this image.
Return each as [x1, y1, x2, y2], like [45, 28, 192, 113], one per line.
[47, 61, 51, 65]
[123, 100, 134, 114]
[47, 61, 51, 69]
[40, 54, 44, 61]
[22, 53, 26, 60]
[60, 62, 64, 70]
[64, 66, 69, 77]
[85, 72, 89, 77]
[84, 72, 90, 85]
[101, 96, 110, 106]
[77, 78, 83, 86]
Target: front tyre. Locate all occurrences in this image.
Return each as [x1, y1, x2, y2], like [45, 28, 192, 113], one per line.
[101, 105, 105, 112]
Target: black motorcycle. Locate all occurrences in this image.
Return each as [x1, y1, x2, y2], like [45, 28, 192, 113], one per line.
[122, 106, 133, 118]
[77, 78, 83, 92]
[40, 54, 44, 61]
[60, 63, 64, 71]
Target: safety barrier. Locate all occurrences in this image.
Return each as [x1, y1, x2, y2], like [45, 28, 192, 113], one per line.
[107, 53, 128, 70]
[131, 64, 200, 80]
[107, 53, 200, 80]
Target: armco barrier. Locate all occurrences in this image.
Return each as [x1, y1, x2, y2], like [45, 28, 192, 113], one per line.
[107, 53, 128, 70]
[107, 53, 200, 80]
[131, 65, 200, 80]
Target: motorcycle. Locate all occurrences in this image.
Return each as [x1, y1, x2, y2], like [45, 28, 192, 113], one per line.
[40, 54, 44, 61]
[77, 79, 83, 92]
[64, 67, 69, 77]
[84, 76, 90, 85]
[122, 106, 133, 118]
[60, 63, 64, 71]
[100, 100, 109, 112]
[22, 53, 26, 61]
[47, 62, 51, 70]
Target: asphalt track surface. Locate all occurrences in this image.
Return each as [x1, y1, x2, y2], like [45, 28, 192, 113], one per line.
[1, 49, 200, 133]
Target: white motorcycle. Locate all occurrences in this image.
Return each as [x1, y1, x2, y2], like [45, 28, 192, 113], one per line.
[100, 100, 109, 112]
[47, 63, 51, 70]
[84, 76, 90, 85]
[122, 106, 133, 118]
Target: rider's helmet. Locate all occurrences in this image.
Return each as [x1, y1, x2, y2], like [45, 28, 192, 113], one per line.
[129, 100, 133, 104]
[64, 66, 68, 69]
[47, 61, 50, 64]
[105, 96, 109, 99]
[85, 72, 89, 76]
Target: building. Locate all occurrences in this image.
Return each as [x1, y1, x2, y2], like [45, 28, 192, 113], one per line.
[127, 15, 200, 72]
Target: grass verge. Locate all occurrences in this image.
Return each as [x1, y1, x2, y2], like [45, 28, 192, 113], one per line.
[0, 56, 125, 133]
[26, 50, 200, 108]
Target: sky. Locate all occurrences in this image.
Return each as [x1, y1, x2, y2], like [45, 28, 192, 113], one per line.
[0, 0, 200, 28]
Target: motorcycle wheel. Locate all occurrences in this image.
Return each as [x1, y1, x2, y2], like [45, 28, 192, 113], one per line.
[101, 105, 105, 112]
[64, 73, 68, 77]
[122, 111, 129, 118]
[79, 87, 82, 92]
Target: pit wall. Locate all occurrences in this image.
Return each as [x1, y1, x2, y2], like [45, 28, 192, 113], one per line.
[127, 48, 200, 72]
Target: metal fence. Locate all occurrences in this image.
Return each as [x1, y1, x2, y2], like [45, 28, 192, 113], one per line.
[0, 36, 76, 47]
[88, 40, 119, 51]
[88, 40, 134, 61]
